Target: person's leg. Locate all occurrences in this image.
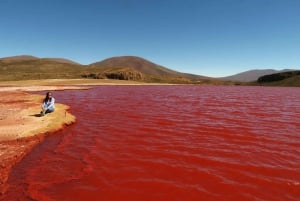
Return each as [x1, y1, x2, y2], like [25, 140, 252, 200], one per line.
[46, 108, 55, 114]
[41, 107, 47, 116]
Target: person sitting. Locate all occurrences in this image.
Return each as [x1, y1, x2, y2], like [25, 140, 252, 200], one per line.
[41, 92, 55, 116]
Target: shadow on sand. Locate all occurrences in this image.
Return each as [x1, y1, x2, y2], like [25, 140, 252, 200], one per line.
[30, 113, 43, 117]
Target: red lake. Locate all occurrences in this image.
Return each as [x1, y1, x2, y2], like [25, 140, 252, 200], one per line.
[3, 85, 300, 201]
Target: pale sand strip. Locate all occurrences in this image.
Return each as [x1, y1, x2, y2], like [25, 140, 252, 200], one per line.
[0, 89, 77, 141]
[0, 78, 154, 141]
[0, 85, 88, 92]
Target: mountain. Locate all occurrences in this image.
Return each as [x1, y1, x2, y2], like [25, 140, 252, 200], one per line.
[0, 55, 216, 84]
[257, 70, 300, 86]
[220, 69, 296, 82]
[42, 58, 81, 65]
[0, 55, 80, 65]
[87, 56, 211, 83]
[0, 55, 83, 81]
[0, 55, 38, 63]
[90, 56, 179, 76]
[5, 54, 298, 86]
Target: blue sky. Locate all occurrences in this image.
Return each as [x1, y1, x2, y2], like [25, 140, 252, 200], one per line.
[0, 0, 299, 77]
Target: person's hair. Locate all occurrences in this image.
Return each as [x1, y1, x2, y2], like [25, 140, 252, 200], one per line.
[44, 92, 52, 103]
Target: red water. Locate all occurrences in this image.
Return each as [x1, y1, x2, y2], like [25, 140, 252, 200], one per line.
[4, 86, 300, 201]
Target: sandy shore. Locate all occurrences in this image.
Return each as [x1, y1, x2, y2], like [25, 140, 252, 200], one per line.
[0, 90, 77, 141]
[0, 83, 87, 196]
[0, 78, 166, 196]
[0, 78, 154, 197]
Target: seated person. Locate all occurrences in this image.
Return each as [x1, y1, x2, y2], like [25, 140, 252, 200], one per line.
[41, 92, 55, 116]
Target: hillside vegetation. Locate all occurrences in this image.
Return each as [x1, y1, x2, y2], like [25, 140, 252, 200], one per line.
[220, 69, 295, 82]
[257, 71, 300, 86]
[0, 55, 224, 84]
[0, 56, 84, 81]
[1, 55, 298, 86]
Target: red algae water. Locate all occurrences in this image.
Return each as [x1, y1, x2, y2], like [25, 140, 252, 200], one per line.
[4, 86, 300, 201]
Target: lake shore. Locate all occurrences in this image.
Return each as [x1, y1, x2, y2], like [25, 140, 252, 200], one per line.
[0, 80, 109, 195]
[0, 78, 174, 197]
[0, 78, 148, 141]
[0, 85, 80, 196]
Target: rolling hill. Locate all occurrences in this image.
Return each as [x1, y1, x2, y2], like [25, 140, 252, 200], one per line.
[87, 56, 213, 83]
[0, 55, 38, 62]
[1, 55, 298, 86]
[257, 70, 300, 86]
[90, 56, 179, 76]
[0, 55, 216, 84]
[220, 69, 295, 82]
[0, 56, 84, 81]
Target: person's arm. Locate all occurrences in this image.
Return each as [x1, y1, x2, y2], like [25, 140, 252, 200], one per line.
[42, 101, 47, 108]
[48, 97, 55, 109]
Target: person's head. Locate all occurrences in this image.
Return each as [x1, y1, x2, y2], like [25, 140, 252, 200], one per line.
[45, 92, 53, 101]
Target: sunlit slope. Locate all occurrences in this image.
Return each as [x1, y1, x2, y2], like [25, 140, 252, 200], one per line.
[257, 71, 300, 86]
[88, 56, 212, 83]
[0, 56, 83, 81]
[1, 55, 217, 84]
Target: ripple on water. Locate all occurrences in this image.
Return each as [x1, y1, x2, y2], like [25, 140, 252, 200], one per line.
[4, 85, 300, 201]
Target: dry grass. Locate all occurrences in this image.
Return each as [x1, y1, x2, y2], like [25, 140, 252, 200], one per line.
[0, 56, 213, 84]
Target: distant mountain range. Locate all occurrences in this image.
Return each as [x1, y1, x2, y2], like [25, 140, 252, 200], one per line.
[220, 69, 297, 82]
[0, 55, 215, 84]
[257, 70, 300, 86]
[0, 55, 299, 86]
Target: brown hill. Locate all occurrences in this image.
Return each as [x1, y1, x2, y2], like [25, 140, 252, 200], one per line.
[88, 56, 211, 83]
[0, 56, 83, 81]
[0, 55, 38, 63]
[0, 55, 224, 84]
[42, 58, 81, 65]
[220, 69, 296, 82]
[257, 70, 300, 86]
[0, 55, 80, 65]
[90, 56, 181, 76]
